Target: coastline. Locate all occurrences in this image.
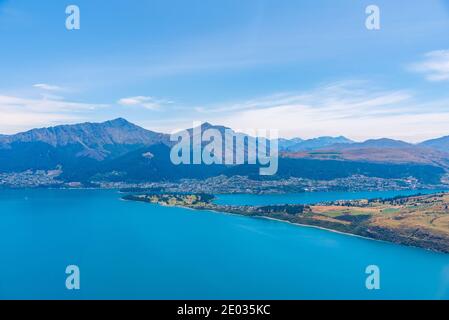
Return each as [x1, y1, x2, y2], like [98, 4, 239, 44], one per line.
[164, 203, 436, 253]
[123, 194, 388, 245]
[255, 215, 385, 243]
[2, 187, 448, 254]
[123, 192, 449, 254]
[184, 204, 449, 255]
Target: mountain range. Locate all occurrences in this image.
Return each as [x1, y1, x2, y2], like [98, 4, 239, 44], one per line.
[1, 118, 449, 185]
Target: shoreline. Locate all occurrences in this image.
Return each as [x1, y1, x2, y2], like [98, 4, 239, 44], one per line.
[2, 188, 448, 254]
[172, 203, 449, 255]
[124, 197, 385, 244]
[123, 192, 449, 255]
[1, 185, 449, 195]
[165, 203, 436, 253]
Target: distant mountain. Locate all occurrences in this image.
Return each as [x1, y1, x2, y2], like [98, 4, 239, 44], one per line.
[277, 138, 303, 151]
[333, 138, 412, 149]
[180, 122, 285, 164]
[420, 136, 449, 153]
[0, 118, 166, 147]
[0, 119, 170, 177]
[320, 138, 413, 151]
[283, 138, 449, 169]
[284, 136, 353, 152]
[91, 143, 229, 183]
[0, 118, 448, 185]
[0, 118, 169, 161]
[225, 158, 445, 185]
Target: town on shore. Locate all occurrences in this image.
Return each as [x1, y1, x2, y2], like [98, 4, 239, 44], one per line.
[1, 170, 447, 194]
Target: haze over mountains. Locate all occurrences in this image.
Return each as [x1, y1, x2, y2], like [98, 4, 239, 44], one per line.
[1, 118, 449, 184]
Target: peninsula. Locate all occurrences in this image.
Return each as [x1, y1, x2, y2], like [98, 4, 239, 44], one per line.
[124, 192, 449, 253]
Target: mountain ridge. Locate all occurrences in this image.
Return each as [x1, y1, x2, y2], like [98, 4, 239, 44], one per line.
[3, 118, 446, 150]
[0, 118, 168, 147]
[1, 118, 449, 185]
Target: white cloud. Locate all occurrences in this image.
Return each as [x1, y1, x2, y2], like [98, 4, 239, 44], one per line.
[179, 81, 449, 143]
[33, 83, 63, 91]
[0, 95, 104, 113]
[118, 96, 172, 110]
[409, 50, 449, 82]
[0, 94, 106, 134]
[217, 103, 449, 143]
[0, 112, 84, 134]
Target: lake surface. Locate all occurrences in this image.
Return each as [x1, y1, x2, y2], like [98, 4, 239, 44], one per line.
[1, 188, 449, 299]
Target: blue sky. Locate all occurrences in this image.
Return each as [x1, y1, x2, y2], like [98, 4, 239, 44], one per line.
[0, 0, 449, 141]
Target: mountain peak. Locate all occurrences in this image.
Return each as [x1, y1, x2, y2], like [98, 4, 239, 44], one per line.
[187, 122, 232, 133]
[200, 122, 230, 130]
[0, 118, 168, 157]
[104, 118, 135, 127]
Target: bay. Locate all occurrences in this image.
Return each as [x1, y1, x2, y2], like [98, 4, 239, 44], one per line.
[0, 188, 448, 299]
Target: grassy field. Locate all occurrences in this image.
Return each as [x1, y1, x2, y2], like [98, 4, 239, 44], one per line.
[311, 193, 449, 240]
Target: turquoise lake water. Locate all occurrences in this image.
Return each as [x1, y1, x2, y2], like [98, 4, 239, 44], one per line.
[1, 188, 449, 299]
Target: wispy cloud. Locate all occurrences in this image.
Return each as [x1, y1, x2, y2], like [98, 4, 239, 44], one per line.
[409, 50, 449, 81]
[0, 95, 103, 113]
[33, 83, 63, 91]
[197, 81, 413, 116]
[117, 96, 173, 110]
[183, 81, 449, 142]
[0, 94, 107, 134]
